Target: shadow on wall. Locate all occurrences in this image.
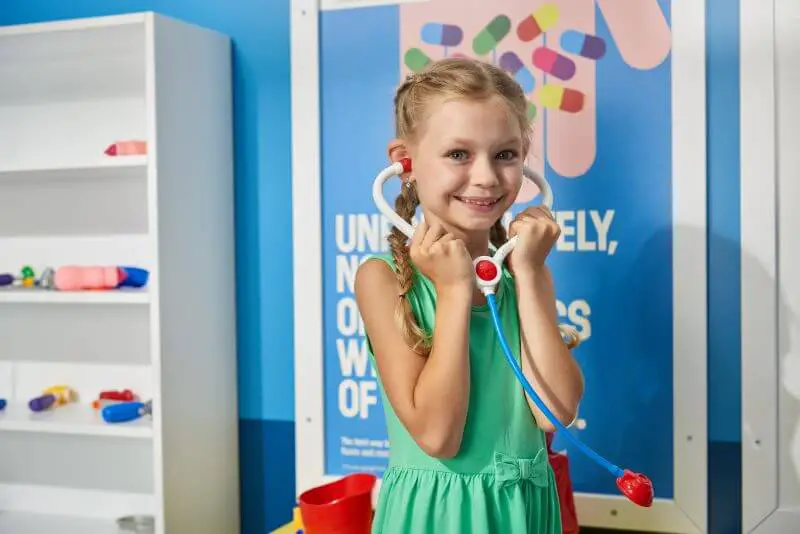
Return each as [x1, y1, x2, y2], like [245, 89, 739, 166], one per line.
[619, 223, 791, 534]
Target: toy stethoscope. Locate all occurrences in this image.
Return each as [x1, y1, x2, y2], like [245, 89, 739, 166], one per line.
[373, 157, 654, 508]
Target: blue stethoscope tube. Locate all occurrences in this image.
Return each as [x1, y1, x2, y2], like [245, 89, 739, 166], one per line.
[486, 293, 624, 479]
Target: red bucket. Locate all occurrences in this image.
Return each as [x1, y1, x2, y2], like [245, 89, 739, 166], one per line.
[298, 473, 376, 534]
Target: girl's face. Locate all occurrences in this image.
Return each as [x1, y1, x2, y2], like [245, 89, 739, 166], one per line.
[409, 96, 524, 239]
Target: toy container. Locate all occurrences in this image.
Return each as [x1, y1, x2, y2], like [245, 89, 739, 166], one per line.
[298, 473, 376, 534]
[54, 266, 122, 291]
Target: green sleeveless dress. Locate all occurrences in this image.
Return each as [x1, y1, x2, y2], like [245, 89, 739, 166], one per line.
[366, 254, 562, 534]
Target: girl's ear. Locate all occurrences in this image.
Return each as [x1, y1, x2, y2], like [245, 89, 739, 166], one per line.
[388, 139, 412, 181]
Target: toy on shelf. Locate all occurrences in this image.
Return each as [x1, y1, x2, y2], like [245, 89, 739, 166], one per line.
[20, 266, 35, 287]
[0, 265, 149, 292]
[102, 399, 151, 424]
[92, 389, 138, 409]
[0, 266, 39, 288]
[104, 140, 147, 156]
[29, 385, 77, 412]
[270, 507, 304, 534]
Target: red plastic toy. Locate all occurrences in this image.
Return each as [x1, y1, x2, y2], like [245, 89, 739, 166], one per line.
[547, 432, 580, 534]
[298, 473, 376, 534]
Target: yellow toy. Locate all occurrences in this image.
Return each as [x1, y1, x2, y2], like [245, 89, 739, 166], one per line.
[270, 507, 304, 534]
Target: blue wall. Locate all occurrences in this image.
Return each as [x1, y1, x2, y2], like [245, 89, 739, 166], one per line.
[0, 1, 743, 532]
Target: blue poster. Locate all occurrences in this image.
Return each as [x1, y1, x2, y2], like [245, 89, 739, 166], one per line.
[320, 0, 674, 499]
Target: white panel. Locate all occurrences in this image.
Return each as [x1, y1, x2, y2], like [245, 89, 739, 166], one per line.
[0, 18, 145, 105]
[0, 174, 148, 238]
[147, 12, 239, 534]
[0, 432, 153, 494]
[670, 0, 708, 531]
[0, 483, 154, 519]
[292, 0, 325, 498]
[777, 0, 800, 512]
[573, 494, 705, 533]
[0, 302, 150, 365]
[745, 0, 800, 531]
[321, 0, 430, 10]
[740, 0, 779, 531]
[0, 512, 119, 534]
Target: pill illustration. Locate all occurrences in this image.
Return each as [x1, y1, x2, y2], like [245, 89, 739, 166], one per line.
[539, 85, 584, 113]
[532, 47, 576, 81]
[472, 15, 511, 56]
[421, 23, 463, 47]
[527, 101, 537, 121]
[517, 4, 559, 42]
[561, 30, 606, 60]
[404, 48, 431, 72]
[499, 51, 536, 93]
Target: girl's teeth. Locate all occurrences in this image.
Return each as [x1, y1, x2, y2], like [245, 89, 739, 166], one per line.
[461, 198, 496, 206]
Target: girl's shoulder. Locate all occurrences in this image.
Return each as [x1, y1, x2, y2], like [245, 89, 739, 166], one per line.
[363, 253, 397, 272]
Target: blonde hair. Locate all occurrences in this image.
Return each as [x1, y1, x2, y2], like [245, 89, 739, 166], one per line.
[388, 57, 580, 356]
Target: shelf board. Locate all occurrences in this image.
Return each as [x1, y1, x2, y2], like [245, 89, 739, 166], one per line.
[0, 402, 152, 438]
[0, 511, 121, 534]
[0, 287, 149, 304]
[0, 156, 147, 183]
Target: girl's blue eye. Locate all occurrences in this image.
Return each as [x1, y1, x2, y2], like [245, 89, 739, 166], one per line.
[448, 150, 467, 161]
[497, 150, 517, 160]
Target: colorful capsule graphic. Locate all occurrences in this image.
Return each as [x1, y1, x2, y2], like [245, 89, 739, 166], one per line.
[421, 22, 463, 47]
[539, 85, 584, 113]
[533, 47, 576, 81]
[527, 101, 537, 121]
[472, 15, 511, 56]
[499, 51, 536, 93]
[404, 48, 431, 72]
[560, 29, 606, 60]
[517, 4, 559, 42]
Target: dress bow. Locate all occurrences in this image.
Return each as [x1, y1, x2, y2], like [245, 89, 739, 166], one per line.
[494, 450, 550, 489]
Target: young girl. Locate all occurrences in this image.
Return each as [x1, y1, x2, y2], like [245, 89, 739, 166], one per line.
[354, 57, 585, 534]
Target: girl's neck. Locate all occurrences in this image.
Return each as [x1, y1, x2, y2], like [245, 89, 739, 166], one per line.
[463, 233, 492, 260]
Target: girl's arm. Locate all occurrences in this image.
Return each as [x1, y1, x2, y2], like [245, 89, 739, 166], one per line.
[355, 258, 472, 458]
[515, 266, 584, 432]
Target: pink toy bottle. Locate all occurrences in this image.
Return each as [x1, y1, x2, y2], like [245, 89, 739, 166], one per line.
[54, 266, 122, 291]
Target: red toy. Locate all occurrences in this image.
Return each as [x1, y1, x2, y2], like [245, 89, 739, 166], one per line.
[547, 432, 580, 534]
[298, 473, 376, 534]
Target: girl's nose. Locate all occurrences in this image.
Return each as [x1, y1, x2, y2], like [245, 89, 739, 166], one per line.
[472, 162, 500, 187]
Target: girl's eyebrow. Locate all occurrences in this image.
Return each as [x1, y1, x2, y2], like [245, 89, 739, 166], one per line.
[442, 137, 521, 147]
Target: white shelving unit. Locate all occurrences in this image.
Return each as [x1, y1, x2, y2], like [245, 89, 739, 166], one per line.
[0, 12, 240, 533]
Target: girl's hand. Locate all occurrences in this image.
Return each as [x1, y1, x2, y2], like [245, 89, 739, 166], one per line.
[410, 220, 474, 293]
[508, 206, 561, 276]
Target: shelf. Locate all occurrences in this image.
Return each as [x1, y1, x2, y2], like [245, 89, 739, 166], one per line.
[0, 288, 149, 304]
[0, 157, 147, 183]
[0, 402, 152, 438]
[0, 511, 121, 534]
